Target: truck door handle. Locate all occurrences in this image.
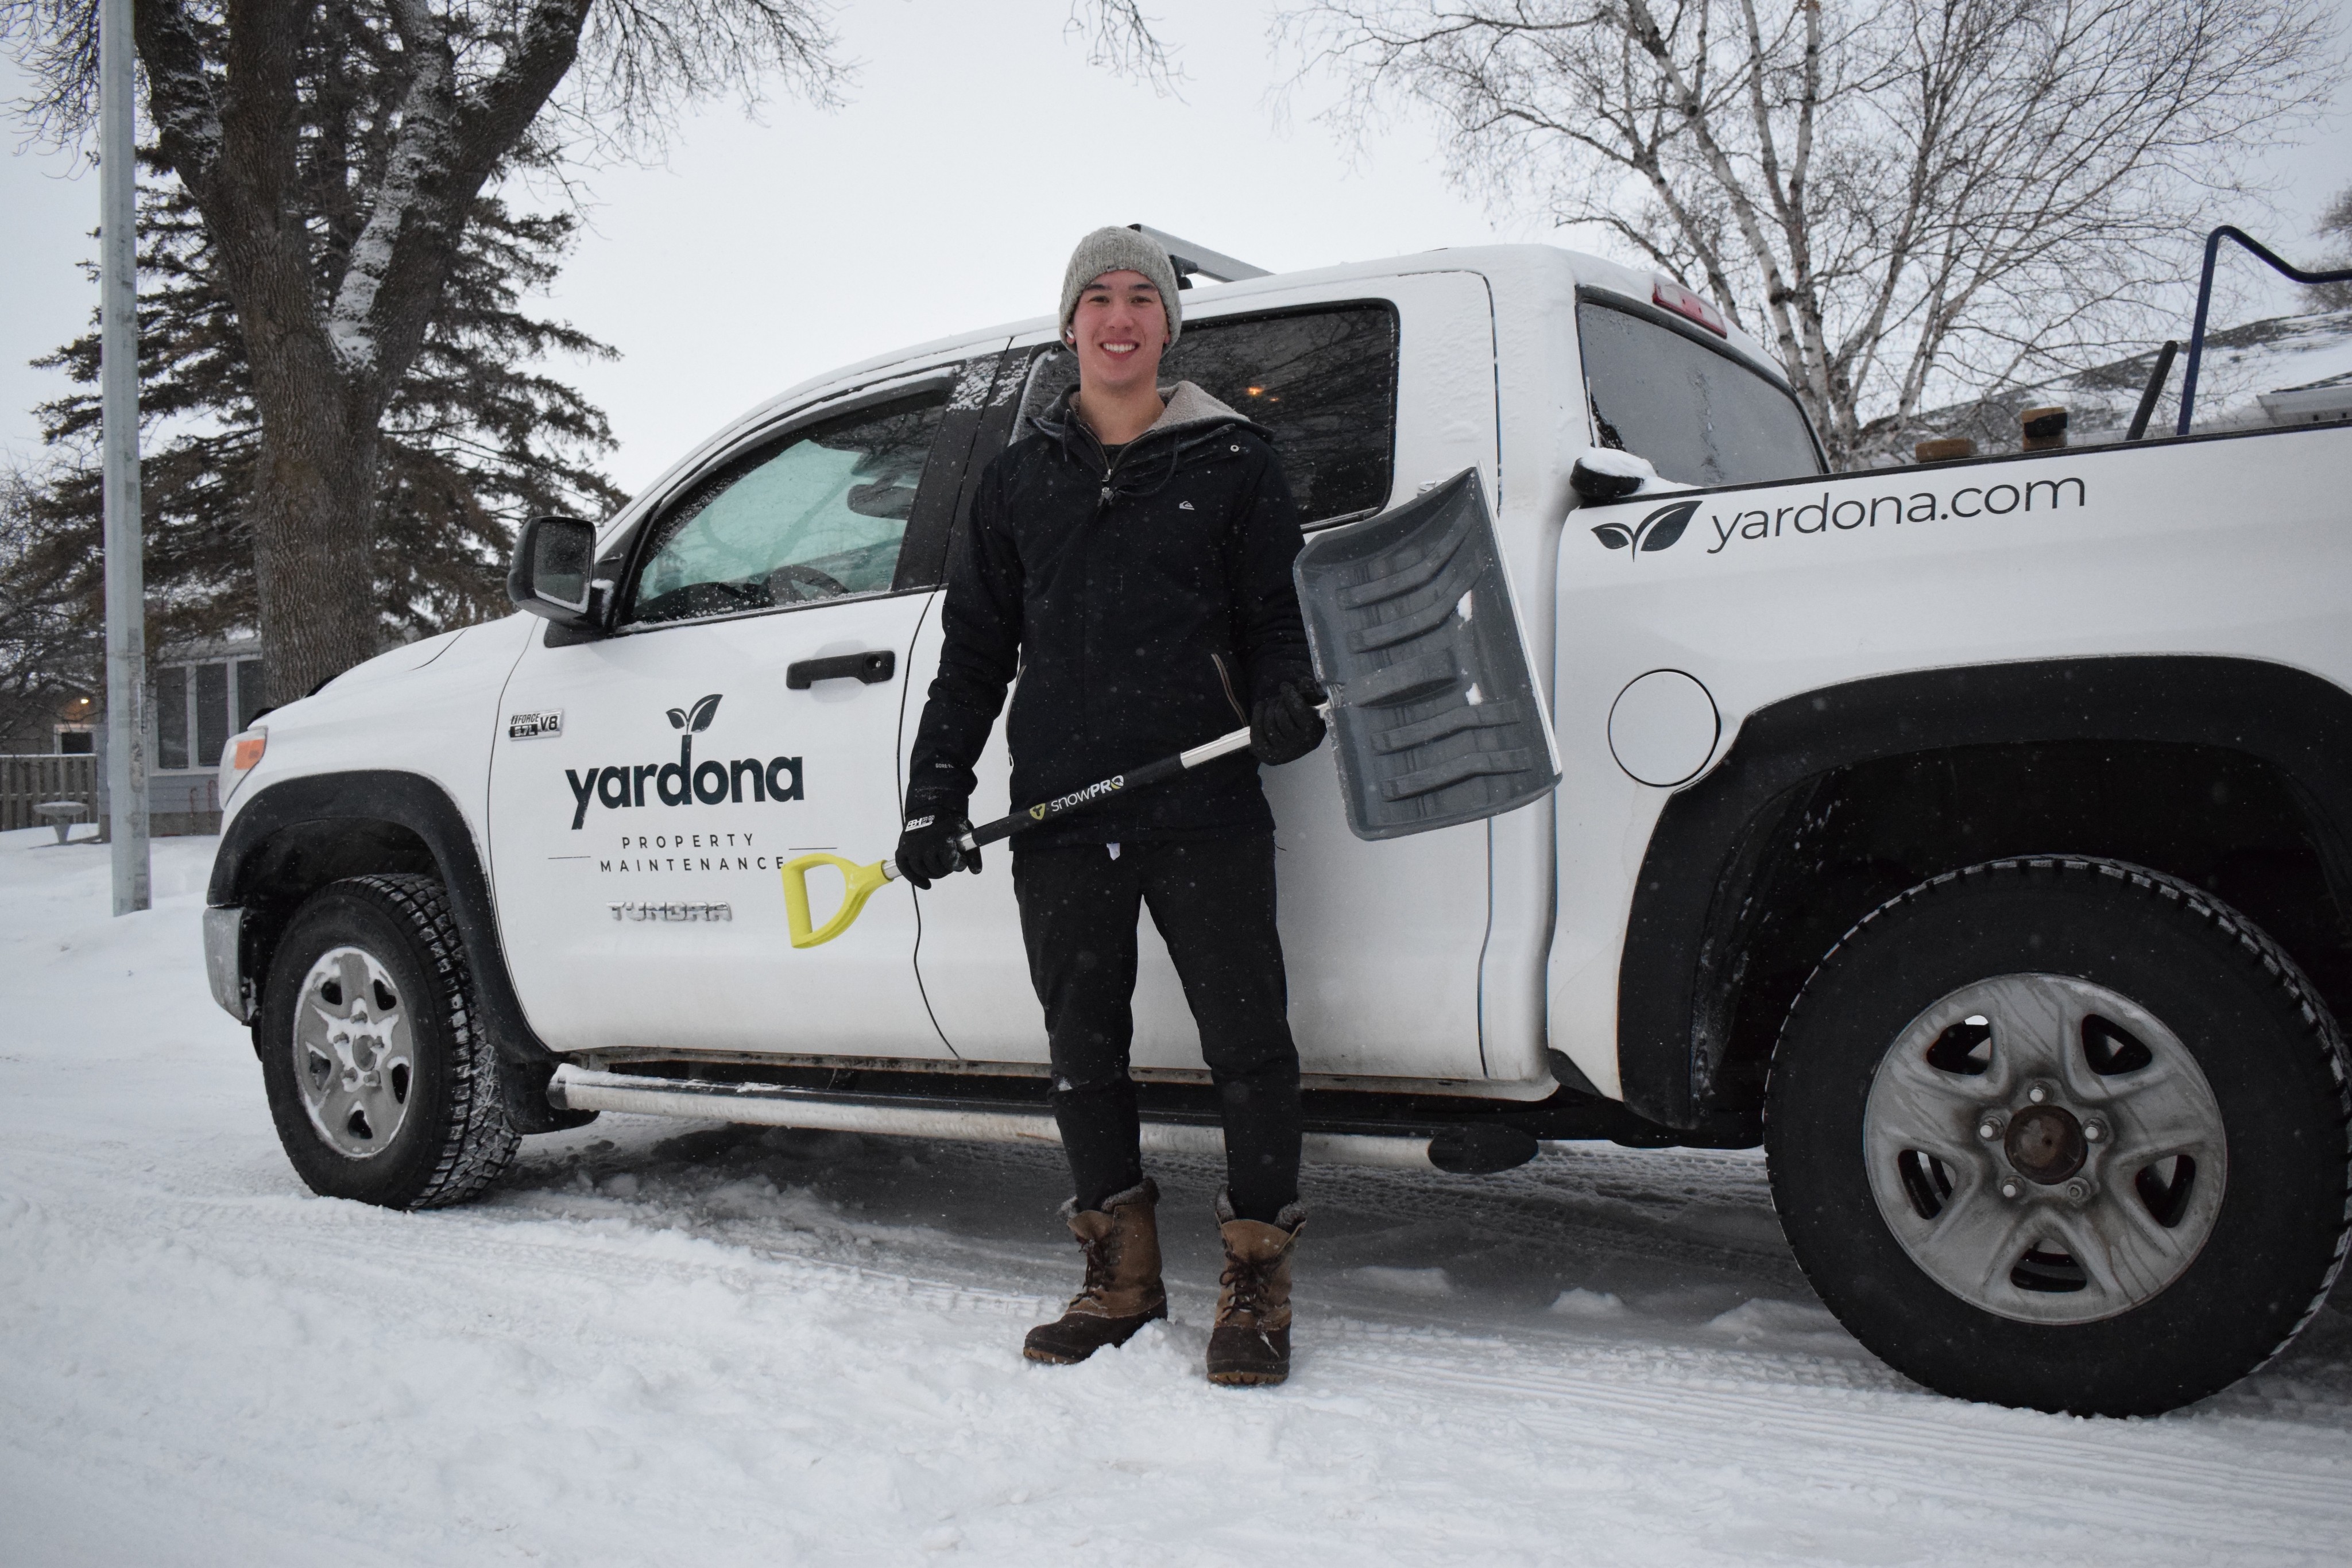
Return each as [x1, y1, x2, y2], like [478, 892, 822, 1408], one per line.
[786, 650, 896, 690]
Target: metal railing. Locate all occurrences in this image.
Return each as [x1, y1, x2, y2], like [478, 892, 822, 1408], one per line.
[1, 754, 99, 832]
[2177, 226, 2352, 436]
[148, 773, 220, 823]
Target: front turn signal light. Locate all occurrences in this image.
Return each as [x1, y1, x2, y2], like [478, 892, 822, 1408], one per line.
[222, 726, 267, 803]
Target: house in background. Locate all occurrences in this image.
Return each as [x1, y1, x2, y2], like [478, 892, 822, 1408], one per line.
[2, 633, 266, 837]
[0, 688, 102, 835]
[149, 634, 266, 835]
[16, 692, 98, 754]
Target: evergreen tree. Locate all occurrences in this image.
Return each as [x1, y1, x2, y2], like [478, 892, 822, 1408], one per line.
[3, 0, 1172, 700]
[5, 169, 625, 720]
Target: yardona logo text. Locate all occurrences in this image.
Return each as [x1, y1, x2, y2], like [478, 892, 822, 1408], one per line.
[1591, 500, 1699, 559]
[563, 694, 804, 830]
[1589, 475, 2091, 560]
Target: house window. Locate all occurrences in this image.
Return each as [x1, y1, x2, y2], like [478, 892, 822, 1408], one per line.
[156, 656, 266, 771]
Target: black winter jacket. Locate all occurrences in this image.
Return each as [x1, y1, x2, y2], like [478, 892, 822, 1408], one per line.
[907, 381, 1313, 846]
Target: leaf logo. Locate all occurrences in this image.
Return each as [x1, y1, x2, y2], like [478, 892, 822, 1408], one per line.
[666, 693, 723, 731]
[1591, 500, 1700, 560]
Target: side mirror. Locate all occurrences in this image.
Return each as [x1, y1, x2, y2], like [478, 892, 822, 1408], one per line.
[509, 516, 602, 628]
[1569, 447, 1658, 504]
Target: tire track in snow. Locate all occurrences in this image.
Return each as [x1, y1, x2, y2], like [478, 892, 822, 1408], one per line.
[10, 1136, 2352, 1563]
[1327, 1348, 2352, 1550]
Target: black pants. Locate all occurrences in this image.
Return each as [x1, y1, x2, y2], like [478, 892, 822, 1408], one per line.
[1013, 836, 1302, 1223]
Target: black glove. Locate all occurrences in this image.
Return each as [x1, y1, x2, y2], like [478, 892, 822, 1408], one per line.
[1251, 677, 1328, 765]
[895, 808, 981, 889]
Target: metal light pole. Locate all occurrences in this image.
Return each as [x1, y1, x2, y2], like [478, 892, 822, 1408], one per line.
[100, 0, 149, 913]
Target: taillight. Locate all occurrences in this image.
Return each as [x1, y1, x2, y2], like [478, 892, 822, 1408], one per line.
[222, 726, 267, 802]
[1653, 277, 1728, 337]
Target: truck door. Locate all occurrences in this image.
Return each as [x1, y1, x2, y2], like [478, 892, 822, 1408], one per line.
[1547, 292, 1829, 1095]
[908, 275, 1502, 1082]
[488, 350, 1003, 1058]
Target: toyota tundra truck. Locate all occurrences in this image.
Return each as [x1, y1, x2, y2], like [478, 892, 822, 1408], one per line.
[201, 242, 2352, 1417]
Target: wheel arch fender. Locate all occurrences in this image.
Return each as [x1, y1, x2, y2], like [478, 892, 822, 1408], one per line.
[211, 770, 554, 1067]
[1617, 655, 2352, 1128]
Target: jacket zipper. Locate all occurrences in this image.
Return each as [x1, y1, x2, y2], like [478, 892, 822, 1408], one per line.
[1098, 446, 1125, 508]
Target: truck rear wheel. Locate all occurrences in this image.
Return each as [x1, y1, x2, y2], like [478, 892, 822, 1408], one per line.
[1766, 857, 2351, 1415]
[257, 874, 519, 1209]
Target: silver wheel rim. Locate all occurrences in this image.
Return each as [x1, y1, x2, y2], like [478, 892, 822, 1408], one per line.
[293, 944, 415, 1160]
[1863, 973, 2227, 1325]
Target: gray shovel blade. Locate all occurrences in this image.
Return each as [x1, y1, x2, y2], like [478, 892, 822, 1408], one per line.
[1294, 467, 1562, 840]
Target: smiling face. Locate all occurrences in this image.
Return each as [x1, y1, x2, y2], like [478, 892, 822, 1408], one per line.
[1066, 269, 1170, 400]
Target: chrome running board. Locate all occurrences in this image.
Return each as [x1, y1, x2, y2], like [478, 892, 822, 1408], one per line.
[546, 1064, 1438, 1171]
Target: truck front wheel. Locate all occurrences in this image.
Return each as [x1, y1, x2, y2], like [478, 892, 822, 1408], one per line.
[257, 874, 520, 1209]
[1766, 857, 2351, 1415]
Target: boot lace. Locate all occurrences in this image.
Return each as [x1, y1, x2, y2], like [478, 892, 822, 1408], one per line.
[1071, 1231, 1120, 1310]
[1218, 1256, 1274, 1323]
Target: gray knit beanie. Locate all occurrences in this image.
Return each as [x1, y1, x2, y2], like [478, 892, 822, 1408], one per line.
[1058, 226, 1182, 349]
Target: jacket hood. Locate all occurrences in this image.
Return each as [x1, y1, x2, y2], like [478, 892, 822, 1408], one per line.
[1031, 380, 1270, 452]
[1142, 380, 1251, 438]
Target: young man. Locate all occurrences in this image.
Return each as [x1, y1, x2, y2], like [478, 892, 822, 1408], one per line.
[899, 227, 1326, 1386]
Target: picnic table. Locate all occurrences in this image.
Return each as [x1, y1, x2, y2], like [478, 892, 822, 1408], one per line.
[34, 800, 88, 845]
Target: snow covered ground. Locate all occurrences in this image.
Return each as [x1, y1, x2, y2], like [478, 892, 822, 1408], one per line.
[5, 826, 2350, 1566]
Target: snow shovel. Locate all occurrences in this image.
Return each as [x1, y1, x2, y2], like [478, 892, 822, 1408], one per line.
[780, 467, 1560, 947]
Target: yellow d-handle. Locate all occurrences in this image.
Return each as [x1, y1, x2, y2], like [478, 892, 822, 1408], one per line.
[780, 854, 896, 948]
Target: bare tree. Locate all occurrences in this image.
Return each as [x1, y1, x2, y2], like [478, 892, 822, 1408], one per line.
[3, 0, 1174, 702]
[0, 459, 101, 748]
[2311, 185, 2352, 312]
[1285, 0, 2341, 463]
[1069, 0, 1181, 86]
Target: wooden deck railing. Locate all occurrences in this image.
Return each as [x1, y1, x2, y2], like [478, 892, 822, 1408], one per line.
[1, 754, 100, 832]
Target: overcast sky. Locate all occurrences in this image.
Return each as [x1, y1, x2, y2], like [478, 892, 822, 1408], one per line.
[4, 0, 2347, 494]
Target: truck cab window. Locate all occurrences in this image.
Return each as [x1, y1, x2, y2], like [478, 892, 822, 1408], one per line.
[628, 390, 948, 628]
[1016, 303, 1401, 525]
[1578, 298, 1823, 487]
[1164, 303, 1399, 524]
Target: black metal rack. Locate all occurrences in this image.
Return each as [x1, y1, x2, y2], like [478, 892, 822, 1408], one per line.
[2176, 226, 2352, 435]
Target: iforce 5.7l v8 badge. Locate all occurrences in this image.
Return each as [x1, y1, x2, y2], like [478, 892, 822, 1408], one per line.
[508, 710, 563, 740]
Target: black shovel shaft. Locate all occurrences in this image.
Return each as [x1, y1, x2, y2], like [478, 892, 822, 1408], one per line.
[956, 721, 1261, 851]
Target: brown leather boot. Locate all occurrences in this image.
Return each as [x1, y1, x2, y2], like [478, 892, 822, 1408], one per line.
[1206, 1191, 1305, 1387]
[1022, 1178, 1167, 1365]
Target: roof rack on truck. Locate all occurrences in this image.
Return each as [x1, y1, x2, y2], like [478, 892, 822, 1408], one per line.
[1126, 224, 1270, 286]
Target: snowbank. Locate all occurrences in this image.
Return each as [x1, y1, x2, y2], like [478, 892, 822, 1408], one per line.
[3, 826, 2348, 1564]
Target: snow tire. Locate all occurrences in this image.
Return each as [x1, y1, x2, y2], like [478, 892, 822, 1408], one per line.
[258, 873, 520, 1209]
[1766, 856, 2352, 1416]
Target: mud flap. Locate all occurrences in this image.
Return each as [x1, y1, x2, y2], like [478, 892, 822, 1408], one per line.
[1294, 468, 1562, 840]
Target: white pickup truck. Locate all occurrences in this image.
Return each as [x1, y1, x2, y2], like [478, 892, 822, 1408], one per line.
[203, 243, 2352, 1417]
